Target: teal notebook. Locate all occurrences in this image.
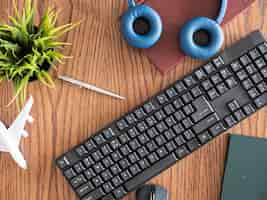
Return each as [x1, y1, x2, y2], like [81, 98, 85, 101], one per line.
[221, 134, 267, 200]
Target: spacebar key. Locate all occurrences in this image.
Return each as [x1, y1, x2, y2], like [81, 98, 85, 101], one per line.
[124, 154, 177, 191]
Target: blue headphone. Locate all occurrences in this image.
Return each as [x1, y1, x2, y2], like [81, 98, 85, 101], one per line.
[121, 0, 228, 59]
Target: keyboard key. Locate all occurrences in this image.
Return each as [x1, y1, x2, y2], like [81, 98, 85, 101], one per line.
[243, 104, 255, 115]
[102, 182, 114, 193]
[203, 63, 216, 74]
[213, 56, 224, 68]
[84, 169, 96, 180]
[231, 61, 242, 72]
[246, 64, 257, 75]
[252, 73, 263, 84]
[75, 145, 88, 157]
[183, 130, 195, 140]
[101, 170, 112, 181]
[249, 48, 261, 60]
[237, 70, 248, 81]
[174, 81, 187, 93]
[76, 182, 94, 197]
[84, 140, 97, 152]
[157, 94, 169, 105]
[209, 123, 226, 137]
[240, 54, 251, 66]
[156, 147, 168, 158]
[164, 104, 175, 115]
[125, 114, 137, 125]
[175, 146, 190, 159]
[217, 83, 228, 94]
[103, 128, 116, 140]
[138, 158, 150, 169]
[257, 82, 267, 93]
[102, 157, 114, 168]
[202, 80, 213, 91]
[183, 104, 194, 115]
[254, 93, 267, 108]
[175, 135, 186, 146]
[242, 79, 254, 90]
[81, 188, 105, 200]
[198, 132, 212, 144]
[166, 88, 178, 98]
[226, 77, 238, 89]
[146, 141, 158, 152]
[128, 127, 139, 138]
[220, 68, 232, 79]
[74, 162, 86, 174]
[110, 164, 122, 175]
[173, 99, 184, 109]
[64, 168, 77, 180]
[182, 92, 193, 104]
[93, 134, 106, 145]
[92, 176, 103, 187]
[187, 138, 201, 151]
[119, 134, 130, 144]
[165, 141, 177, 152]
[116, 119, 128, 131]
[195, 69, 207, 80]
[255, 58, 266, 69]
[193, 113, 220, 134]
[174, 110, 186, 121]
[173, 123, 184, 135]
[211, 74, 222, 85]
[234, 110, 246, 121]
[57, 151, 80, 170]
[143, 102, 157, 114]
[71, 174, 87, 188]
[224, 115, 237, 127]
[208, 88, 219, 100]
[119, 159, 131, 169]
[129, 164, 141, 176]
[192, 96, 214, 122]
[92, 150, 103, 162]
[184, 75, 197, 87]
[121, 170, 132, 181]
[258, 42, 267, 54]
[191, 86, 202, 97]
[93, 162, 104, 174]
[154, 110, 166, 121]
[228, 100, 240, 112]
[113, 187, 127, 199]
[248, 88, 260, 99]
[134, 108, 146, 119]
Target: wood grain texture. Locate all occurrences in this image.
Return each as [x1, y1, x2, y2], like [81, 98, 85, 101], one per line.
[0, 0, 266, 200]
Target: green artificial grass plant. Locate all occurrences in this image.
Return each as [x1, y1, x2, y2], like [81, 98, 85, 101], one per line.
[0, 0, 77, 109]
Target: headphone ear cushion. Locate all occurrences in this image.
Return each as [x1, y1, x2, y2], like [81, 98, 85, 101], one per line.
[180, 17, 224, 59]
[121, 5, 162, 49]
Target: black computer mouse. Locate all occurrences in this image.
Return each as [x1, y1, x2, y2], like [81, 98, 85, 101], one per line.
[136, 185, 168, 200]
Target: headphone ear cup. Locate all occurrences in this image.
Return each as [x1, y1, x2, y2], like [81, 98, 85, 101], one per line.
[179, 17, 224, 59]
[121, 5, 162, 49]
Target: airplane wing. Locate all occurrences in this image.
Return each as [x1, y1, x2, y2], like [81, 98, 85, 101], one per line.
[7, 96, 34, 146]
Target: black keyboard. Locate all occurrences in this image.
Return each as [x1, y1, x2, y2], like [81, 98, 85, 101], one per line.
[56, 31, 267, 200]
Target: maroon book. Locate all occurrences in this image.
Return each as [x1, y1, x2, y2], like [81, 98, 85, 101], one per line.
[143, 0, 256, 73]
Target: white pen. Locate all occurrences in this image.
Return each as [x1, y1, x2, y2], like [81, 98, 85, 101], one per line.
[58, 75, 126, 100]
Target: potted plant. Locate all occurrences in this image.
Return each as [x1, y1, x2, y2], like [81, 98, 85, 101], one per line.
[0, 0, 78, 109]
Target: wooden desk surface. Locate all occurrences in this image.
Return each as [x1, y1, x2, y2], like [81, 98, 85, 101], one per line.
[0, 0, 266, 200]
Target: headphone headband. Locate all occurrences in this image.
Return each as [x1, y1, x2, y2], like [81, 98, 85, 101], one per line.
[128, 0, 136, 8]
[216, 0, 228, 24]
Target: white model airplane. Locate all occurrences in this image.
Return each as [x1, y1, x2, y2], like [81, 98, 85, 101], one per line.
[0, 96, 34, 169]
